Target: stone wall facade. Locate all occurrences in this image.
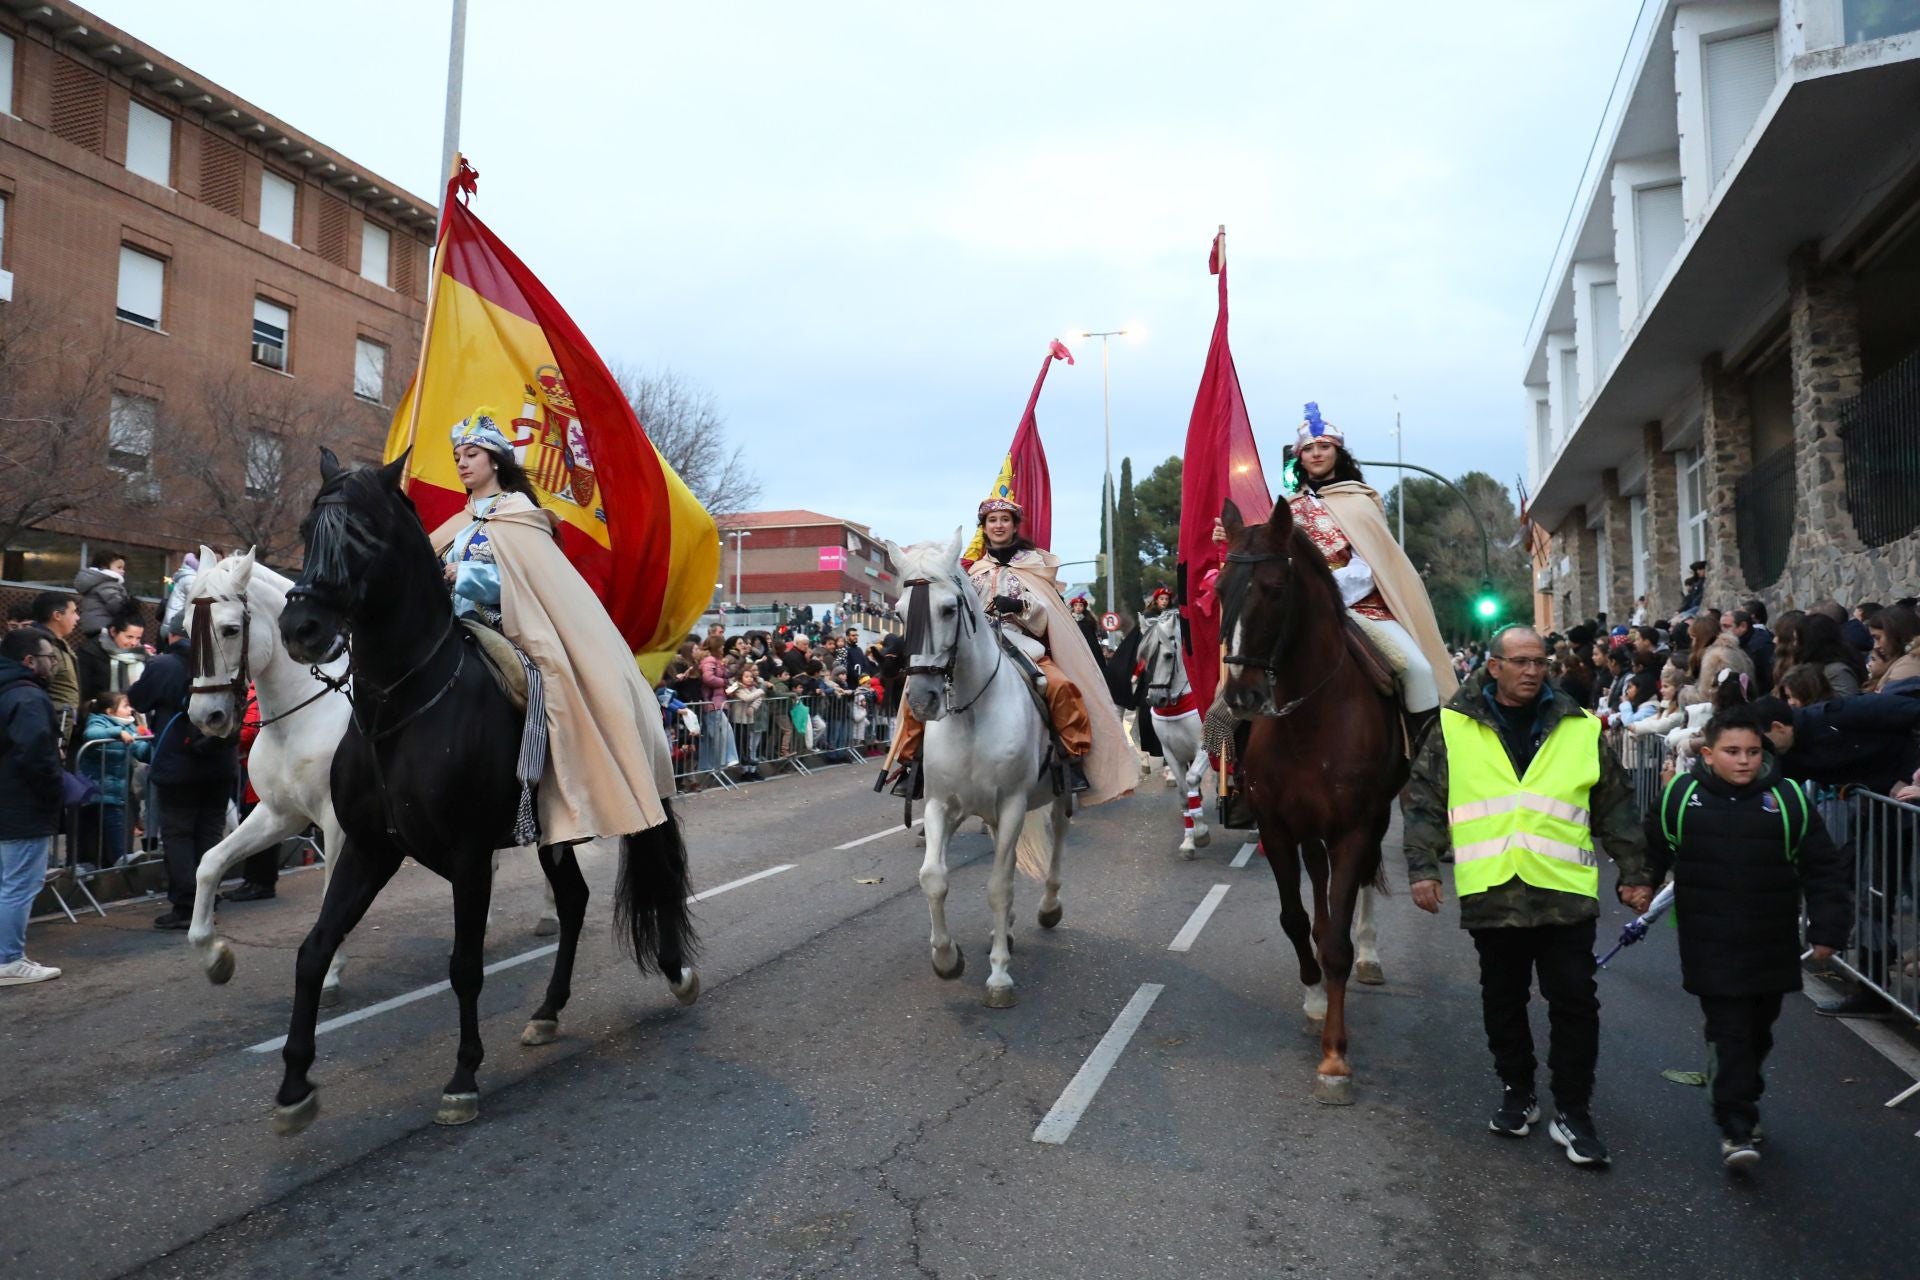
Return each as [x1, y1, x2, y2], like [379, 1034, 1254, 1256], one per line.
[1700, 355, 1754, 606]
[1640, 423, 1683, 615]
[1599, 471, 1634, 620]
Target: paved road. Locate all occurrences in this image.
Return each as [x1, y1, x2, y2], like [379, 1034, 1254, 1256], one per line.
[5, 759, 1916, 1280]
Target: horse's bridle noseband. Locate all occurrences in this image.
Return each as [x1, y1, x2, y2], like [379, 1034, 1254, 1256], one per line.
[189, 591, 342, 728]
[901, 574, 1001, 715]
[1218, 541, 1343, 719]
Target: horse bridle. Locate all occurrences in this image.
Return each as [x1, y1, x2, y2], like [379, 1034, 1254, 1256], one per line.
[1143, 614, 1188, 706]
[189, 592, 341, 729]
[1219, 542, 1342, 719]
[901, 574, 1002, 715]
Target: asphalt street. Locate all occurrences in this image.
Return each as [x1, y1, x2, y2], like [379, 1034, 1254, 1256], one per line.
[4, 755, 1916, 1280]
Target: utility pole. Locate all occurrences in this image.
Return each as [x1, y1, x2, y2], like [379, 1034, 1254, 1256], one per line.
[441, 0, 468, 186]
[1393, 395, 1405, 547]
[1080, 328, 1129, 616]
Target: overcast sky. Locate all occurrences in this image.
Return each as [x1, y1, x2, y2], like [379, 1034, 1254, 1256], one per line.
[90, 0, 1639, 574]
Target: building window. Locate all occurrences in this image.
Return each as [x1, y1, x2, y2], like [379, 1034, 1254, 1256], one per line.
[360, 222, 390, 286]
[1679, 449, 1708, 565]
[260, 170, 297, 244]
[1704, 28, 1778, 184]
[1846, 0, 1920, 43]
[116, 245, 165, 329]
[1556, 347, 1579, 441]
[246, 430, 283, 499]
[107, 393, 155, 475]
[1633, 182, 1685, 310]
[252, 298, 290, 371]
[353, 337, 387, 403]
[1533, 399, 1552, 474]
[1590, 281, 1620, 380]
[125, 101, 172, 187]
[0, 33, 15, 117]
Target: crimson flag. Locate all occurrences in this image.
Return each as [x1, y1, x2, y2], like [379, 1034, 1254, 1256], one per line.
[964, 339, 1073, 560]
[1178, 229, 1272, 715]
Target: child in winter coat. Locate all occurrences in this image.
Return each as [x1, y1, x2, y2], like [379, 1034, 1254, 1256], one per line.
[79, 691, 150, 866]
[1644, 706, 1852, 1171]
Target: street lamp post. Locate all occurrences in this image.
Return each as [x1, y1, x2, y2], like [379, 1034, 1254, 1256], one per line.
[1080, 328, 1129, 617]
[727, 528, 752, 609]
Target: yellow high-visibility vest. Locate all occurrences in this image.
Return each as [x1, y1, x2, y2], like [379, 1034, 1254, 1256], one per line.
[1440, 705, 1602, 900]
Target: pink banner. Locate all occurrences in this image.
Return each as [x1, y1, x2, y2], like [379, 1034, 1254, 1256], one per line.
[818, 547, 847, 572]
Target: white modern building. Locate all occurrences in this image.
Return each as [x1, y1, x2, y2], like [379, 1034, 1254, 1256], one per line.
[1523, 0, 1920, 628]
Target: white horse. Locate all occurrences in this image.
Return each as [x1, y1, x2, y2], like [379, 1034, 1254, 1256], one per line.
[1136, 611, 1212, 859]
[901, 532, 1069, 1009]
[185, 551, 560, 1005]
[183, 548, 354, 1003]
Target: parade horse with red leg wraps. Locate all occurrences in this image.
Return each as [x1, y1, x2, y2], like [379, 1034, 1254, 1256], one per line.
[1216, 498, 1405, 1105]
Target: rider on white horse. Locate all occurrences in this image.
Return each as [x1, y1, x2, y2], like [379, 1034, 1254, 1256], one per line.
[886, 496, 1131, 801]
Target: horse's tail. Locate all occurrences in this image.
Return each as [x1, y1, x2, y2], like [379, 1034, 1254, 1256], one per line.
[1015, 808, 1053, 882]
[613, 799, 699, 980]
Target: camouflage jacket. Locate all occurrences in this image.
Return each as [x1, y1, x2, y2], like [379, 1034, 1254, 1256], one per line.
[1404, 669, 1652, 930]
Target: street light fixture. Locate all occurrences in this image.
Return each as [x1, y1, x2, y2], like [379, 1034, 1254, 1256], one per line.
[1077, 327, 1132, 617]
[726, 527, 752, 609]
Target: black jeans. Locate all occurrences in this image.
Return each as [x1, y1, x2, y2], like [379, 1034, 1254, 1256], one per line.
[1469, 919, 1600, 1112]
[1700, 992, 1784, 1140]
[157, 779, 230, 911]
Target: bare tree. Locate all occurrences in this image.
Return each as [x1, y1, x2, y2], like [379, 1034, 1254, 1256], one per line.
[169, 367, 387, 565]
[0, 300, 143, 551]
[610, 364, 761, 516]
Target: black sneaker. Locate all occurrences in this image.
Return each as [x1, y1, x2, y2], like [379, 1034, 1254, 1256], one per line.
[224, 884, 276, 902]
[1721, 1137, 1761, 1170]
[152, 910, 191, 931]
[1489, 1087, 1541, 1137]
[1548, 1111, 1611, 1167]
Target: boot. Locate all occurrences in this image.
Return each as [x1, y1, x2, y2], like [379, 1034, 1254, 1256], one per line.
[887, 760, 924, 800]
[1406, 706, 1440, 757]
[1069, 759, 1091, 794]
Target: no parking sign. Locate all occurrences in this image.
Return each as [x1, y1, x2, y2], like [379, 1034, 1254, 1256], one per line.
[1101, 612, 1120, 632]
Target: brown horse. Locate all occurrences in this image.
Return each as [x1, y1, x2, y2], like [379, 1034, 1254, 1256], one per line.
[1217, 498, 1406, 1105]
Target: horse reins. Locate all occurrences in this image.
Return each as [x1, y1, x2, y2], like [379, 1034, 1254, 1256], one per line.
[901, 574, 1003, 715]
[189, 594, 342, 729]
[1220, 542, 1344, 719]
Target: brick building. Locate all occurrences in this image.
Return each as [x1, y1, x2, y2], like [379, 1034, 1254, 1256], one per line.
[0, 0, 435, 604]
[718, 509, 900, 612]
[1521, 2, 1920, 628]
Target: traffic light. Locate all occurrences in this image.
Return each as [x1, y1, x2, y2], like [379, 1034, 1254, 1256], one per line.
[1474, 579, 1500, 623]
[1095, 553, 1108, 577]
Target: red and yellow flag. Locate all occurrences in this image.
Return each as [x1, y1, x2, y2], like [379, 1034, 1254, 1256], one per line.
[386, 159, 718, 680]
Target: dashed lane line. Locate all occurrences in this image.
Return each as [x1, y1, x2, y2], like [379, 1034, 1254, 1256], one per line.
[1167, 884, 1231, 953]
[834, 819, 925, 850]
[244, 863, 796, 1054]
[1031, 983, 1164, 1145]
[1230, 842, 1257, 869]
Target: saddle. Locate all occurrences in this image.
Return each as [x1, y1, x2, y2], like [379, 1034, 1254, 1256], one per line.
[991, 621, 1075, 797]
[1342, 617, 1398, 699]
[461, 619, 529, 713]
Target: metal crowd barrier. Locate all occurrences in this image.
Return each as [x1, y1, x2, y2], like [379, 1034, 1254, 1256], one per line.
[664, 690, 890, 794]
[1604, 725, 1670, 819]
[47, 737, 156, 920]
[1826, 786, 1920, 1030]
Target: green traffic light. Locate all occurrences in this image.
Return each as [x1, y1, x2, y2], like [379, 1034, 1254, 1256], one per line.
[1475, 596, 1499, 620]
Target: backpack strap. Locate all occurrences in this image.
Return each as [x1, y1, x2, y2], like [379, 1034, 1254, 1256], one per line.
[1659, 776, 1699, 850]
[1770, 782, 1810, 864]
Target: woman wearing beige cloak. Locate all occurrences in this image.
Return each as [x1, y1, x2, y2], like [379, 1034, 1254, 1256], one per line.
[432, 409, 675, 847]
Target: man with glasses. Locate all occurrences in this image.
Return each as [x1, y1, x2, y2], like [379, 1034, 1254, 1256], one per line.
[0, 629, 66, 986]
[1403, 624, 1654, 1168]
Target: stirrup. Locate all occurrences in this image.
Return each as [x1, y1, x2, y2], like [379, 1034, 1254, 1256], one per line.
[887, 761, 924, 800]
[1068, 759, 1091, 794]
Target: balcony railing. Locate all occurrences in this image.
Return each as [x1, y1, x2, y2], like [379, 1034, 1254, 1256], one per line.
[1842, 345, 1920, 549]
[1735, 445, 1796, 589]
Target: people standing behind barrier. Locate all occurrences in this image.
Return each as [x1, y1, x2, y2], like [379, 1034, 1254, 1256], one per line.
[1769, 611, 1805, 688]
[1644, 706, 1852, 1170]
[1733, 604, 1774, 692]
[1404, 624, 1654, 1169]
[0, 629, 66, 986]
[129, 624, 237, 932]
[727, 665, 766, 781]
[1630, 665, 1688, 743]
[77, 691, 150, 870]
[160, 551, 200, 638]
[75, 614, 146, 717]
[23, 592, 80, 740]
[1795, 612, 1866, 700]
[73, 550, 132, 637]
[1864, 605, 1920, 692]
[1687, 614, 1754, 705]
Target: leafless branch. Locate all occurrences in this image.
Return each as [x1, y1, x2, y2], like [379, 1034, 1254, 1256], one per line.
[610, 364, 761, 517]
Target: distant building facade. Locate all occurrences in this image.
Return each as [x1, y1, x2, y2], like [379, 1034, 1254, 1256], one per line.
[1522, 1, 1920, 628]
[718, 509, 900, 612]
[0, 0, 436, 600]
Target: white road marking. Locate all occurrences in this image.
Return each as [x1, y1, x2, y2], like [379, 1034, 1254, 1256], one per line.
[1167, 884, 1231, 953]
[1032, 983, 1164, 1145]
[245, 862, 796, 1054]
[1802, 974, 1920, 1134]
[1230, 842, 1257, 869]
[835, 819, 925, 851]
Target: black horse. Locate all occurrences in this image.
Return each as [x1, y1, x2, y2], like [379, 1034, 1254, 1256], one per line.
[273, 449, 697, 1135]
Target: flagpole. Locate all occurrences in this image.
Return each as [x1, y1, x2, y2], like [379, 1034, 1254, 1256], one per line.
[398, 155, 458, 467]
[441, 0, 467, 188]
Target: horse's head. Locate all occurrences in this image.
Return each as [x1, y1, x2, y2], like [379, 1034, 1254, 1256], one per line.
[282, 448, 418, 665]
[1218, 498, 1337, 718]
[186, 545, 265, 738]
[1140, 610, 1186, 708]
[898, 528, 977, 724]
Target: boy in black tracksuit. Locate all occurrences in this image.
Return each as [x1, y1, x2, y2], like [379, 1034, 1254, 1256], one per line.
[1645, 706, 1852, 1170]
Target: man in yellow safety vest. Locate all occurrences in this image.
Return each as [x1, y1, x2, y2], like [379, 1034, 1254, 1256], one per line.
[1404, 623, 1655, 1168]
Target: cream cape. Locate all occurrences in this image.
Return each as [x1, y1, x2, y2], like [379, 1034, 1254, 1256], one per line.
[1308, 481, 1459, 701]
[432, 493, 673, 844]
[966, 546, 1135, 806]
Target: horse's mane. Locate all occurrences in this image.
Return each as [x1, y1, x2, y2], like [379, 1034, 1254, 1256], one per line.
[1219, 511, 1346, 641]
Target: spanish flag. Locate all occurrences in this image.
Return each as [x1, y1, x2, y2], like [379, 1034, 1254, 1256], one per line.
[386, 159, 718, 680]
